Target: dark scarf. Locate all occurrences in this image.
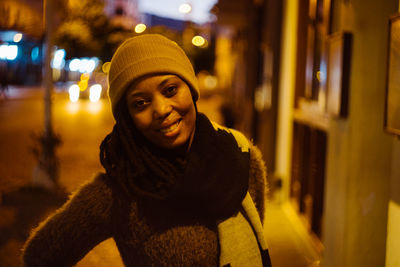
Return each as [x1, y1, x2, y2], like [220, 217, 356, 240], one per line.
[100, 111, 249, 221]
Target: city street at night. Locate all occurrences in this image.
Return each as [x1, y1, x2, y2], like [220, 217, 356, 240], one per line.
[0, 86, 232, 266]
[0, 86, 114, 193]
[2, 0, 400, 265]
[0, 86, 319, 267]
[0, 86, 125, 266]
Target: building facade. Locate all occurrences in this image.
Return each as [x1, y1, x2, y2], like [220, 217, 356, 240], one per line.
[214, 0, 400, 265]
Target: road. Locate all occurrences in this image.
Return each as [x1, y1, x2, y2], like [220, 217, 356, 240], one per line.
[0, 86, 125, 266]
[0, 85, 225, 266]
[0, 87, 115, 193]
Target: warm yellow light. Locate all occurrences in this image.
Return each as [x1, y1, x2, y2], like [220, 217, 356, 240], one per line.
[78, 80, 88, 91]
[80, 72, 90, 81]
[204, 75, 218, 90]
[192, 36, 206, 47]
[135, 24, 147, 34]
[316, 70, 325, 82]
[66, 101, 80, 114]
[102, 62, 111, 73]
[87, 101, 102, 114]
[13, 33, 23, 43]
[179, 3, 192, 14]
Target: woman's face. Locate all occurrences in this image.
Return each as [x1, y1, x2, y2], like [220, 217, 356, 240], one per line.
[126, 74, 196, 151]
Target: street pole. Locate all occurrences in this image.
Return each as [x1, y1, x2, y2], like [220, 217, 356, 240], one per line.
[32, 0, 60, 189]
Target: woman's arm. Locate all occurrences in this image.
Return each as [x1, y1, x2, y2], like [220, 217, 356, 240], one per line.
[248, 143, 268, 224]
[22, 174, 114, 267]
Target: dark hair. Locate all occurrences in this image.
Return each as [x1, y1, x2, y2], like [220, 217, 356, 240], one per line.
[99, 100, 186, 199]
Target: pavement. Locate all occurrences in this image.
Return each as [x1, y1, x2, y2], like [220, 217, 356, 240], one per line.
[0, 86, 321, 266]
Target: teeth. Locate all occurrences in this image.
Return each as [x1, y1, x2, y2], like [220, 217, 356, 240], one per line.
[160, 121, 180, 133]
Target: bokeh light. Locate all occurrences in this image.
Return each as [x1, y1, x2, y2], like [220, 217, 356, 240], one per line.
[68, 84, 80, 102]
[192, 35, 206, 47]
[68, 57, 98, 73]
[51, 49, 66, 69]
[78, 80, 88, 91]
[13, 33, 23, 43]
[31, 47, 40, 61]
[89, 84, 102, 102]
[80, 73, 90, 81]
[0, 45, 18, 60]
[69, 59, 80, 72]
[135, 24, 147, 34]
[179, 3, 192, 14]
[204, 75, 218, 90]
[102, 62, 111, 73]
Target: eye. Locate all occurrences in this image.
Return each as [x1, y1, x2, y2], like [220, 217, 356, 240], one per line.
[132, 99, 149, 110]
[163, 85, 177, 97]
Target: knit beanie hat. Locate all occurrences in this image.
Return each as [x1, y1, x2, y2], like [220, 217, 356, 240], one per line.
[108, 34, 199, 117]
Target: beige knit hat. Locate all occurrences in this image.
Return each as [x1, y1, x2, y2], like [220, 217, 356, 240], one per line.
[108, 34, 199, 116]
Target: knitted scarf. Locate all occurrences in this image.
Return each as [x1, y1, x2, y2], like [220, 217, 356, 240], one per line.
[100, 111, 249, 221]
[100, 111, 271, 266]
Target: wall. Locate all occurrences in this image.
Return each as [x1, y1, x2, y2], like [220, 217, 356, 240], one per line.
[322, 0, 398, 266]
[385, 3, 400, 265]
[275, 0, 298, 201]
[386, 140, 400, 266]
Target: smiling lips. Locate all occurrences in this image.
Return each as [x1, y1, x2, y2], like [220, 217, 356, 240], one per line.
[159, 119, 182, 135]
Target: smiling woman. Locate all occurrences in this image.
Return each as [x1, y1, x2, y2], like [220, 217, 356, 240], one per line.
[22, 34, 271, 267]
[126, 74, 196, 150]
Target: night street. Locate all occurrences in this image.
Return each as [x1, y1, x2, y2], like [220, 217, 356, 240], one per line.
[2, 0, 399, 265]
[0, 86, 114, 193]
[0, 85, 225, 266]
[0, 86, 124, 266]
[0, 86, 319, 267]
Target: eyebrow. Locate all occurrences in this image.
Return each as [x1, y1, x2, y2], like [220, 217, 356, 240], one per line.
[127, 91, 147, 100]
[158, 76, 179, 89]
[128, 75, 179, 100]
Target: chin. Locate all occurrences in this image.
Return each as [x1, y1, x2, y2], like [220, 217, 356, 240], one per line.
[158, 135, 190, 150]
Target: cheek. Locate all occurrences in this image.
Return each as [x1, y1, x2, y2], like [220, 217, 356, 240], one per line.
[184, 102, 196, 134]
[178, 91, 196, 114]
[129, 111, 151, 133]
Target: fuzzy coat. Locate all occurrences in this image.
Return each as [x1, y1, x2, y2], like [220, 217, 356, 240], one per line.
[22, 142, 267, 267]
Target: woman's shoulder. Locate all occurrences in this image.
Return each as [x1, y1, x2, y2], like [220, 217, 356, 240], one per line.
[210, 121, 250, 153]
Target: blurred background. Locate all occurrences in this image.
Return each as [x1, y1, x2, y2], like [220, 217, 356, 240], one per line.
[1, 0, 400, 266]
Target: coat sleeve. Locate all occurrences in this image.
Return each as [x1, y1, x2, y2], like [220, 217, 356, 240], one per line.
[248, 143, 268, 224]
[22, 174, 114, 267]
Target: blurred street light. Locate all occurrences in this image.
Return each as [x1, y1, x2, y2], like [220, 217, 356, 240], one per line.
[179, 3, 192, 14]
[68, 57, 98, 73]
[134, 23, 146, 34]
[192, 35, 206, 47]
[0, 44, 18, 60]
[51, 49, 66, 69]
[69, 84, 80, 102]
[102, 61, 111, 73]
[13, 33, 23, 42]
[89, 84, 102, 102]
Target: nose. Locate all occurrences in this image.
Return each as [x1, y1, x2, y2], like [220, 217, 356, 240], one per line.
[152, 95, 172, 119]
